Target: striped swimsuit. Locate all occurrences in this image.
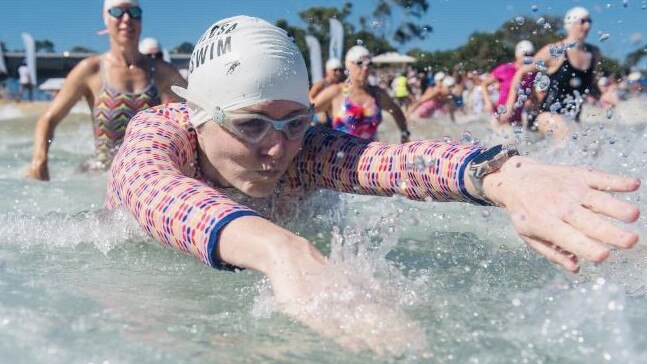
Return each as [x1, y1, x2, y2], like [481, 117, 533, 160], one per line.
[89, 59, 161, 170]
[105, 103, 484, 270]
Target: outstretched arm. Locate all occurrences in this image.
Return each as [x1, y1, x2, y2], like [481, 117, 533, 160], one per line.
[475, 156, 640, 272]
[313, 84, 341, 115]
[154, 60, 187, 103]
[374, 87, 410, 142]
[480, 74, 497, 113]
[28, 58, 95, 181]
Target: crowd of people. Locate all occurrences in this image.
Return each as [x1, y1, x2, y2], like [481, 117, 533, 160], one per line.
[11, 0, 643, 355]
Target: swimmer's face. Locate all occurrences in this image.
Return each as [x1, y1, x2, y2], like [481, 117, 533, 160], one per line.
[568, 17, 592, 40]
[196, 100, 306, 198]
[105, 4, 142, 45]
[346, 56, 372, 81]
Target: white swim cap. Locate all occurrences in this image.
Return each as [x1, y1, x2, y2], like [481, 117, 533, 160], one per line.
[325, 58, 343, 70]
[434, 72, 446, 83]
[345, 45, 370, 64]
[627, 71, 642, 82]
[171, 15, 310, 127]
[515, 40, 535, 57]
[104, 0, 139, 10]
[139, 37, 161, 55]
[442, 76, 456, 87]
[564, 7, 590, 31]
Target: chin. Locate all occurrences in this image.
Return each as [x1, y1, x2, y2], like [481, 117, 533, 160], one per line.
[239, 181, 278, 198]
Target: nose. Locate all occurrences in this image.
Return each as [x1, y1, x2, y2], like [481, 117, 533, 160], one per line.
[261, 129, 288, 159]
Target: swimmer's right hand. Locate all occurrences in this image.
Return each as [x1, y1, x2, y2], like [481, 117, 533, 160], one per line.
[27, 161, 50, 181]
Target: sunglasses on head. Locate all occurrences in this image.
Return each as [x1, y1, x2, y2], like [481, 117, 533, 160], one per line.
[354, 59, 372, 68]
[215, 106, 314, 144]
[107, 6, 143, 19]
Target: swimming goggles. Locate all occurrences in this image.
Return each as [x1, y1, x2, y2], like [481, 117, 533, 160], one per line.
[107, 6, 143, 20]
[213, 105, 314, 144]
[354, 59, 373, 68]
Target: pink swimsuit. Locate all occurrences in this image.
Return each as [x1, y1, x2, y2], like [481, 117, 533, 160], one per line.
[105, 103, 484, 270]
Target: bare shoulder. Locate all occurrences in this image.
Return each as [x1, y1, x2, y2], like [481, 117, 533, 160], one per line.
[72, 55, 102, 77]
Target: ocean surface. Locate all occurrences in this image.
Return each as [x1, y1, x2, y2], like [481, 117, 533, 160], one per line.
[0, 99, 646, 363]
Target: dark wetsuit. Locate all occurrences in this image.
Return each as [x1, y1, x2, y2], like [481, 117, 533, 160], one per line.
[538, 44, 597, 122]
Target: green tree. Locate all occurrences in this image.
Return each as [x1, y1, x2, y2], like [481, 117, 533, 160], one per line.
[363, 0, 432, 45]
[625, 46, 647, 69]
[69, 46, 96, 53]
[172, 42, 194, 54]
[35, 39, 55, 53]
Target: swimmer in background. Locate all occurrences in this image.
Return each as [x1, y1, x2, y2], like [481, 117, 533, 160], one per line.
[27, 0, 186, 181]
[406, 72, 456, 121]
[139, 37, 163, 60]
[308, 58, 344, 128]
[482, 40, 536, 132]
[313, 46, 410, 143]
[106, 16, 640, 354]
[501, 6, 602, 141]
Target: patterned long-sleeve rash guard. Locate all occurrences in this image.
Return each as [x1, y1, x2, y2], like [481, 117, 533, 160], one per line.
[105, 103, 485, 270]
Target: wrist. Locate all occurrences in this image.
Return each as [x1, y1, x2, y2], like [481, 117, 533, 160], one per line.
[481, 155, 523, 206]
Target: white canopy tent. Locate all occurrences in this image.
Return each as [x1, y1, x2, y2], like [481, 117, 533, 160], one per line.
[371, 52, 416, 65]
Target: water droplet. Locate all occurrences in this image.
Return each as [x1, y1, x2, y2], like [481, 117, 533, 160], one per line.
[569, 77, 582, 88]
[543, 22, 552, 30]
[571, 133, 579, 140]
[517, 94, 528, 102]
[461, 131, 475, 144]
[356, 39, 364, 45]
[523, 56, 533, 65]
[550, 102, 561, 113]
[481, 210, 491, 218]
[512, 298, 521, 307]
[532, 5, 539, 12]
[525, 88, 532, 95]
[605, 107, 614, 119]
[497, 105, 507, 114]
[623, 0, 629, 7]
[599, 31, 611, 42]
[336, 151, 345, 158]
[515, 16, 525, 26]
[643, 1, 647, 10]
[535, 75, 550, 91]
[535, 59, 548, 73]
[536, 17, 545, 25]
[514, 101, 523, 109]
[549, 45, 564, 58]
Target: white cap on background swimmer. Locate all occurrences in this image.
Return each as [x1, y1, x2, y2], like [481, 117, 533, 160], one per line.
[171, 15, 310, 127]
[345, 45, 370, 64]
[139, 37, 161, 55]
[442, 76, 456, 87]
[325, 58, 343, 70]
[515, 40, 535, 57]
[104, 0, 139, 10]
[434, 72, 446, 83]
[564, 6, 590, 31]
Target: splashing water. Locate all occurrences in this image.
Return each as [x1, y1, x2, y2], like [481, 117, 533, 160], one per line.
[1, 98, 647, 362]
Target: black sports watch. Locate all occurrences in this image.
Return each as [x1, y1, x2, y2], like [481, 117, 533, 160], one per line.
[468, 144, 519, 205]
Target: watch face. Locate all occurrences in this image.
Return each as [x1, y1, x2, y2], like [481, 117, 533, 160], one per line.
[473, 145, 503, 165]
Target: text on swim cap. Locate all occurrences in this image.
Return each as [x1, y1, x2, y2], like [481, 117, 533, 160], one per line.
[189, 36, 232, 74]
[196, 22, 238, 47]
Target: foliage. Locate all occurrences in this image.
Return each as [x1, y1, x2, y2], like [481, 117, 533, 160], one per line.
[408, 15, 564, 72]
[69, 46, 96, 53]
[172, 42, 194, 54]
[625, 46, 647, 69]
[35, 40, 55, 53]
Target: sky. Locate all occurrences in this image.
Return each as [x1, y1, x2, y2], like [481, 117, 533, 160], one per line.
[0, 0, 645, 64]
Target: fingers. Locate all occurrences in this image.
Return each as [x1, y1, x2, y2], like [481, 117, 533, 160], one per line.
[521, 235, 579, 272]
[530, 218, 610, 263]
[563, 206, 639, 248]
[584, 169, 641, 192]
[583, 189, 641, 223]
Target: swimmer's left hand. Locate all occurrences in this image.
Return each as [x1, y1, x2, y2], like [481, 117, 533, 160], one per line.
[482, 156, 641, 272]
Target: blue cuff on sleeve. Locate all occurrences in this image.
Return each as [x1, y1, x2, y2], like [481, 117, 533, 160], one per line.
[207, 210, 260, 271]
[458, 148, 492, 206]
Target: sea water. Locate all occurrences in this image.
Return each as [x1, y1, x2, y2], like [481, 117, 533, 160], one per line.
[0, 100, 646, 363]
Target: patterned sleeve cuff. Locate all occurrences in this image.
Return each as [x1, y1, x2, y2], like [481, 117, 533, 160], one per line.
[207, 210, 260, 271]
